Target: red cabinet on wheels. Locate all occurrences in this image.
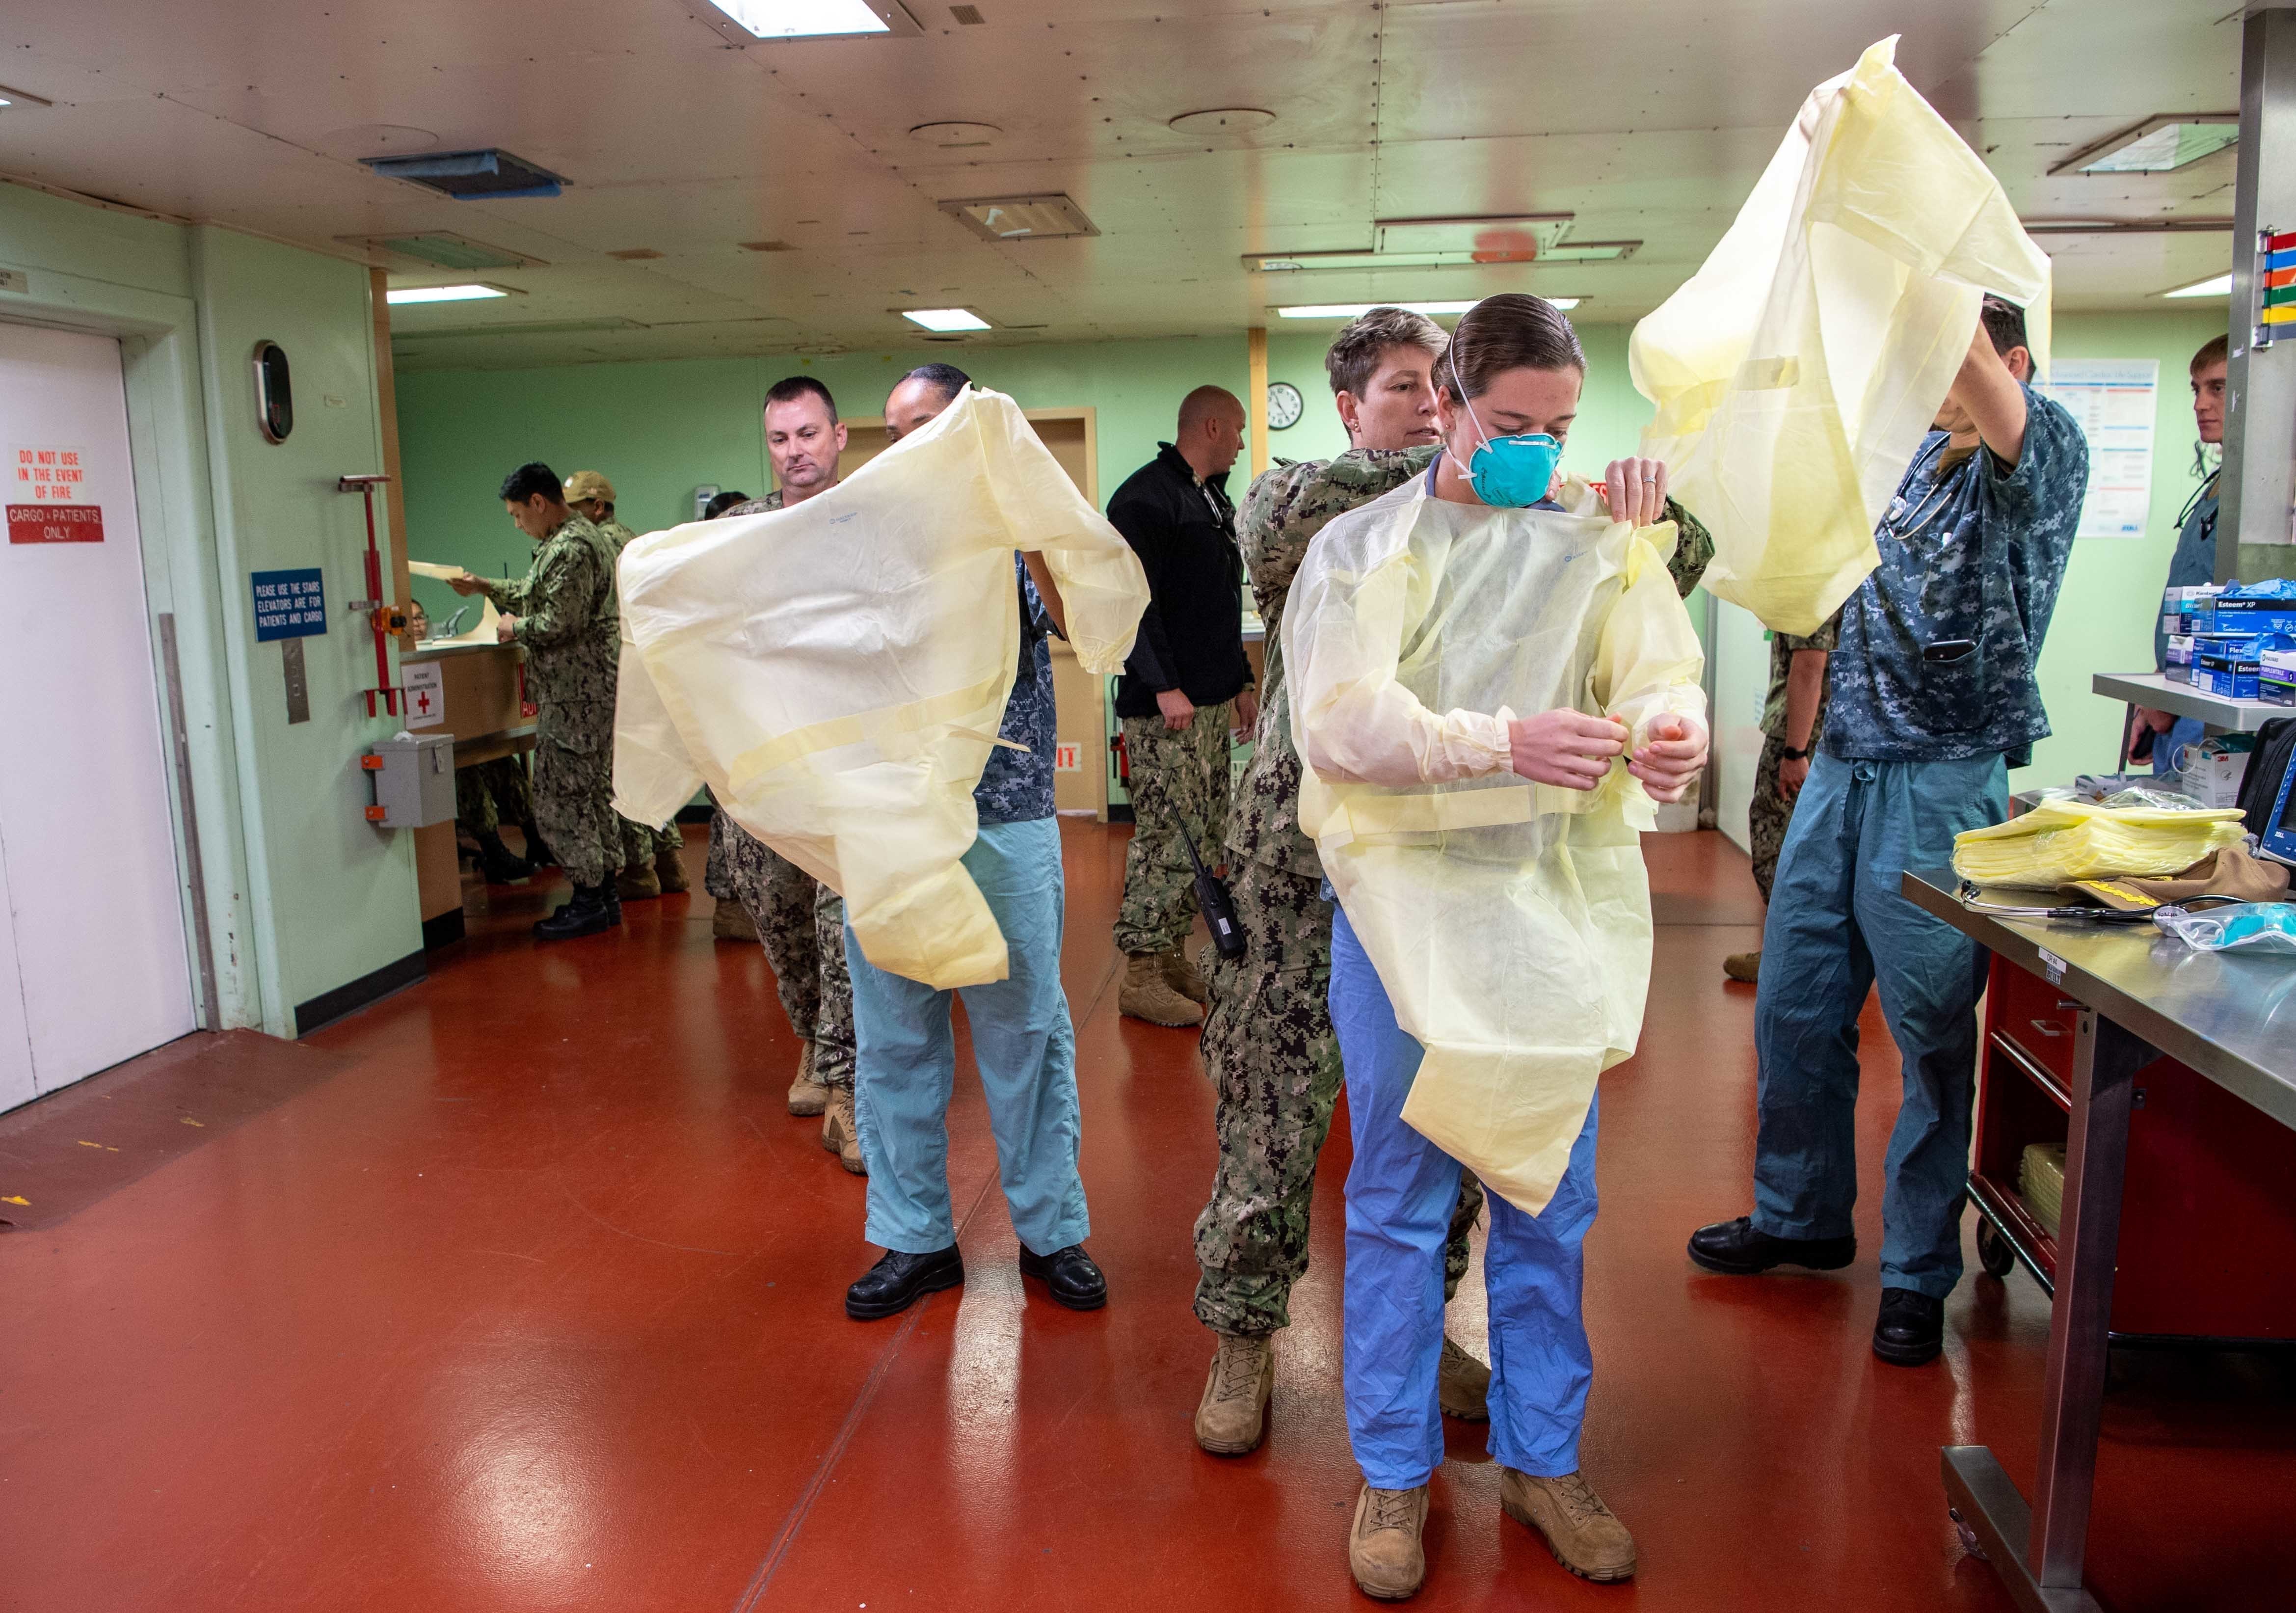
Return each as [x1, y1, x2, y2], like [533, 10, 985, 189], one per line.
[1971, 955, 2296, 1343]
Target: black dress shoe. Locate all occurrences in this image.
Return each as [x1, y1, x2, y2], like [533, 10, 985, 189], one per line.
[1687, 1216, 1856, 1275]
[1872, 1288, 1945, 1366]
[846, 1246, 964, 1321]
[1017, 1242, 1107, 1311]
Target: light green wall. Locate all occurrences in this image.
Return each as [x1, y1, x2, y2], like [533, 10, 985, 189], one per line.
[0, 181, 418, 1037]
[398, 306, 2234, 797]
[395, 337, 1251, 624]
[2031, 309, 2228, 781]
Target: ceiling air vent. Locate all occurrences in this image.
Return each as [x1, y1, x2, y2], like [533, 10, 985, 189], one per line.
[338, 232, 547, 270]
[950, 4, 986, 22]
[940, 194, 1098, 242]
[362, 149, 568, 200]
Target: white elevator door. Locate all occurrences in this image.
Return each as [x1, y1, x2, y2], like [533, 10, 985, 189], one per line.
[0, 322, 195, 1110]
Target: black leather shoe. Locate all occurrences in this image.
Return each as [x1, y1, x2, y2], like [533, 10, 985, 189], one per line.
[534, 882, 619, 941]
[1017, 1242, 1107, 1311]
[1873, 1288, 1945, 1367]
[846, 1246, 964, 1321]
[1687, 1216, 1856, 1275]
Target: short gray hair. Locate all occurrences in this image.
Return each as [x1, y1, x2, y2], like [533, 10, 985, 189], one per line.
[1324, 306, 1447, 400]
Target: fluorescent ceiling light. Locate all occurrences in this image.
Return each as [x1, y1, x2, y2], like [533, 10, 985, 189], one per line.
[1277, 299, 1579, 320]
[386, 284, 511, 304]
[2163, 273, 2232, 299]
[2053, 114, 2238, 176]
[700, 0, 895, 38]
[901, 307, 990, 331]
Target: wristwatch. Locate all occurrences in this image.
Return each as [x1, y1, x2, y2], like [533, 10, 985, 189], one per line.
[1780, 744, 1810, 761]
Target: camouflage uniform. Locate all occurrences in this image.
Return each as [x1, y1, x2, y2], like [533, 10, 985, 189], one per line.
[699, 489, 856, 1087]
[717, 814, 856, 1088]
[1748, 615, 1838, 904]
[704, 805, 737, 900]
[1113, 701, 1236, 956]
[454, 754, 534, 837]
[1193, 452, 1716, 1337]
[476, 512, 620, 888]
[594, 515, 680, 868]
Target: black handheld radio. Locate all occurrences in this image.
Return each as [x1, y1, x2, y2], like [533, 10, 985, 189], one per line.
[1178, 822, 1247, 960]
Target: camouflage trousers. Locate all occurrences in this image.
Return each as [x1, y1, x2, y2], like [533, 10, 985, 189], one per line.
[1192, 858, 1484, 1337]
[532, 703, 619, 888]
[1114, 701, 1234, 957]
[454, 755, 534, 837]
[718, 814, 855, 1087]
[1750, 733, 1809, 905]
[703, 807, 738, 900]
[619, 813, 679, 870]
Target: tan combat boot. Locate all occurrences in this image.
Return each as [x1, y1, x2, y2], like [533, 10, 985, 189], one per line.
[786, 1041, 828, 1117]
[821, 1085, 865, 1175]
[713, 899, 758, 942]
[1194, 1332, 1275, 1455]
[1438, 1334, 1491, 1422]
[616, 863, 662, 901]
[655, 840, 690, 894]
[1121, 951, 1203, 1027]
[1163, 945, 1211, 1008]
[1722, 950, 1760, 984]
[1499, 1468, 1636, 1582]
[1348, 1483, 1429, 1601]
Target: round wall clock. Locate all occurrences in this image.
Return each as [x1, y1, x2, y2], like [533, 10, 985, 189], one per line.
[1267, 380, 1304, 430]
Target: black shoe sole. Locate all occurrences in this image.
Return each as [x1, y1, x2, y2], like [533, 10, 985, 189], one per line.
[1016, 1254, 1107, 1312]
[1872, 1332, 1944, 1367]
[1686, 1241, 1856, 1276]
[845, 1263, 963, 1321]
[534, 914, 617, 941]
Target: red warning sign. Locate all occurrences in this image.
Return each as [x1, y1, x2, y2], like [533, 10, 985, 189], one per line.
[7, 503, 105, 544]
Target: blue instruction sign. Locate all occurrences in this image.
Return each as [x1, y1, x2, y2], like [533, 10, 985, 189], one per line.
[251, 567, 328, 641]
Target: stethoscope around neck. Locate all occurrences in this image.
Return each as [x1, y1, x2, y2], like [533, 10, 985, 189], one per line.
[1888, 434, 1978, 544]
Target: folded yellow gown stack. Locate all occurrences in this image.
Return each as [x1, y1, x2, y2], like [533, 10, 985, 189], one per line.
[1951, 799, 2248, 890]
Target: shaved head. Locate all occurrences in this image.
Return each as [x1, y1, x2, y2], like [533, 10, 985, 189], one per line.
[1174, 383, 1247, 479]
[1178, 384, 1244, 436]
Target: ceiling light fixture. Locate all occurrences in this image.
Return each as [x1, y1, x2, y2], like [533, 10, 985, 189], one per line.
[685, 0, 920, 42]
[2051, 114, 2239, 176]
[1276, 299, 1580, 320]
[2163, 273, 2233, 299]
[900, 307, 990, 331]
[386, 284, 513, 305]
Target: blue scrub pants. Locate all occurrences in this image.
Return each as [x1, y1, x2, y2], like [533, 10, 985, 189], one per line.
[844, 816, 1090, 1257]
[1331, 904, 1600, 1491]
[1751, 752, 2006, 1299]
[2150, 714, 2206, 777]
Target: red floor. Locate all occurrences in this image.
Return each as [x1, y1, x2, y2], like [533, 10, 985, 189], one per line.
[3, 823, 2292, 1612]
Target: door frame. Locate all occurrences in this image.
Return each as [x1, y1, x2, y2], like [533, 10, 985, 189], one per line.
[0, 270, 260, 1032]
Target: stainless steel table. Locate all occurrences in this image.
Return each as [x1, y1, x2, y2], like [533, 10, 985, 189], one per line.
[1902, 867, 2296, 1613]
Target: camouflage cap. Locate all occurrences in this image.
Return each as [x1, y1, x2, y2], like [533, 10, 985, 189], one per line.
[563, 469, 616, 504]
